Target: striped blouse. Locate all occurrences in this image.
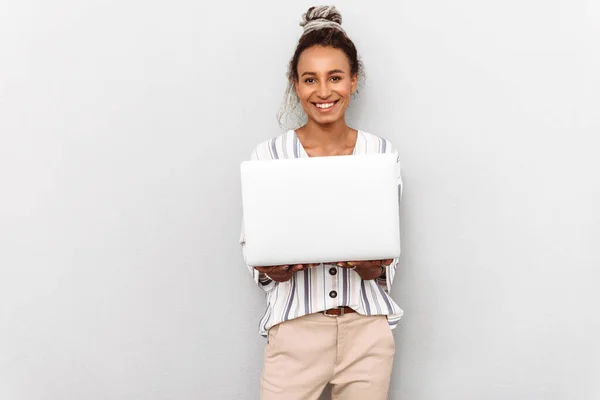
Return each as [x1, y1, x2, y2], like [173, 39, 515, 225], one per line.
[240, 129, 404, 336]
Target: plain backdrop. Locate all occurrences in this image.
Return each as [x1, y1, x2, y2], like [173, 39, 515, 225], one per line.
[1, 1, 599, 399]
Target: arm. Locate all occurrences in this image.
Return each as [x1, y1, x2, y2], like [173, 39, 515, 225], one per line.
[239, 147, 278, 292]
[339, 148, 404, 292]
[377, 148, 403, 293]
[376, 258, 398, 293]
[240, 226, 317, 289]
[239, 147, 317, 290]
[240, 224, 278, 293]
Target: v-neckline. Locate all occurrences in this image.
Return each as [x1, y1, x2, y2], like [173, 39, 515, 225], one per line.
[292, 129, 361, 158]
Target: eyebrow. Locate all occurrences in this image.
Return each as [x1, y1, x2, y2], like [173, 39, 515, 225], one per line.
[300, 69, 346, 77]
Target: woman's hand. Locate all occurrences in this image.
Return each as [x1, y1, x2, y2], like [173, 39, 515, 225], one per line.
[254, 264, 320, 283]
[336, 259, 393, 280]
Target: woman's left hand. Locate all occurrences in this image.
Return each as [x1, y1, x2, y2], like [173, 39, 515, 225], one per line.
[336, 259, 393, 280]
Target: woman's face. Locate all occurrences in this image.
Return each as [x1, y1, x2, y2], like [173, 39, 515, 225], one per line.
[294, 46, 358, 126]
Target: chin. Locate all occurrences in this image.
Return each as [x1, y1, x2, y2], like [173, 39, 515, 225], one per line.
[311, 113, 342, 125]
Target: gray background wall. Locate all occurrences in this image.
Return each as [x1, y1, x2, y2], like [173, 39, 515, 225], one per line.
[1, 1, 599, 399]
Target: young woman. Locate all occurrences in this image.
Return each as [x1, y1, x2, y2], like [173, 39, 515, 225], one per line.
[240, 6, 404, 400]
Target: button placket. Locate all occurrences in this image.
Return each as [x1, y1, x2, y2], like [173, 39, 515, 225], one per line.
[327, 264, 339, 307]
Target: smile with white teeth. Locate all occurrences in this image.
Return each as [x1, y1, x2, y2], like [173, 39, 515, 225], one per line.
[315, 101, 337, 109]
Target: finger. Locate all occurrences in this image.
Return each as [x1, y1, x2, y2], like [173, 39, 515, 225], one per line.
[297, 263, 318, 271]
[291, 264, 305, 272]
[256, 265, 289, 273]
[381, 259, 393, 266]
[276, 265, 292, 273]
[349, 261, 378, 269]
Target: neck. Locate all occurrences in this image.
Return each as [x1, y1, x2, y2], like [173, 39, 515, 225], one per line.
[298, 119, 353, 149]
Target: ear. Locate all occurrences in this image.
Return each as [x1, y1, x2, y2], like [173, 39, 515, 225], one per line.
[351, 73, 358, 94]
[294, 79, 299, 95]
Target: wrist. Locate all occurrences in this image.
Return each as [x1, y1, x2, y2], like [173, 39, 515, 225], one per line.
[266, 272, 293, 283]
[356, 266, 382, 280]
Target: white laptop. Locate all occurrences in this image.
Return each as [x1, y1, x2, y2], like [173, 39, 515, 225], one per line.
[240, 153, 400, 267]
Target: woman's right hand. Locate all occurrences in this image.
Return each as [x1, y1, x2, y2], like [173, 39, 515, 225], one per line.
[254, 264, 320, 282]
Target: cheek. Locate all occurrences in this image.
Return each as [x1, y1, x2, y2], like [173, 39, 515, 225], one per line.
[297, 87, 311, 101]
[340, 84, 353, 98]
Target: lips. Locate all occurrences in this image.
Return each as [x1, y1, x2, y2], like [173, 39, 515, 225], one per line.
[312, 100, 339, 112]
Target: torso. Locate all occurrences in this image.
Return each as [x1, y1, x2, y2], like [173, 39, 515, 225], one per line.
[248, 128, 404, 337]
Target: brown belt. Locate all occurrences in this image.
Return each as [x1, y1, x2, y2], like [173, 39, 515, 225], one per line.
[323, 306, 356, 316]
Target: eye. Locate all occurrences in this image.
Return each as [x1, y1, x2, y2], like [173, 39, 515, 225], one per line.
[304, 78, 316, 84]
[330, 76, 342, 82]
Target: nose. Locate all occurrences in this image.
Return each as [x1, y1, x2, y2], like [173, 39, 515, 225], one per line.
[316, 81, 331, 99]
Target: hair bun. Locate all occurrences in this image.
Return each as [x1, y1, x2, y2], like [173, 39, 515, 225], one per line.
[300, 5, 343, 28]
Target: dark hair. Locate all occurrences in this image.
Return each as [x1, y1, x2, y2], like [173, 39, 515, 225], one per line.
[289, 7, 361, 82]
[277, 6, 365, 128]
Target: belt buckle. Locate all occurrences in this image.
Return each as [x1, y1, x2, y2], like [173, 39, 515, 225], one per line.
[323, 307, 344, 317]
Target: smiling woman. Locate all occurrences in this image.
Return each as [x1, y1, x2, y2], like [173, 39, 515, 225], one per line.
[239, 5, 404, 400]
[295, 47, 356, 126]
[278, 6, 365, 130]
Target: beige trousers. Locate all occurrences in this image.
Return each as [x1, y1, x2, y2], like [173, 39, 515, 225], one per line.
[260, 312, 395, 400]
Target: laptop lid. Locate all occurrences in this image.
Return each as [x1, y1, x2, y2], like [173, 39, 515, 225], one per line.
[240, 153, 400, 266]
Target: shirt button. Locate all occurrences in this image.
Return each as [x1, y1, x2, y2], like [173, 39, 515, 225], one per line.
[329, 268, 337, 275]
[329, 290, 337, 298]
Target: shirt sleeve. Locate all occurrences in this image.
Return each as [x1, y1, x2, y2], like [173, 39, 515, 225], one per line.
[376, 147, 403, 293]
[240, 224, 277, 293]
[240, 147, 277, 293]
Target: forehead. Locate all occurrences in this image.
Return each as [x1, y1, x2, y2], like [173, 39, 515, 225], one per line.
[297, 46, 351, 74]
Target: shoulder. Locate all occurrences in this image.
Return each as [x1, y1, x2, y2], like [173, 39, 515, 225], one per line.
[249, 130, 297, 161]
[357, 130, 400, 157]
[358, 130, 403, 190]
